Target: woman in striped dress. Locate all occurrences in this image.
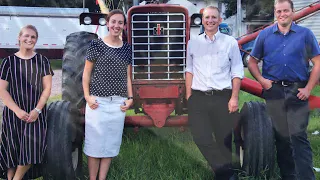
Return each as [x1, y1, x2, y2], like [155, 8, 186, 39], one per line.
[0, 25, 53, 180]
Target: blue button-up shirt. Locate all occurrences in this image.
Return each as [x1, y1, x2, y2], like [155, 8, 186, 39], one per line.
[251, 23, 320, 81]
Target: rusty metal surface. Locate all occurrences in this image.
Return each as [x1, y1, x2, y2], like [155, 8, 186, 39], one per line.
[143, 103, 175, 127]
[136, 86, 180, 98]
[125, 115, 188, 127]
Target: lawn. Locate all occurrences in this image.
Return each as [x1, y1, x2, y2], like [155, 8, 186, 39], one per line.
[49, 59, 62, 70]
[1, 66, 319, 179]
[46, 78, 320, 180]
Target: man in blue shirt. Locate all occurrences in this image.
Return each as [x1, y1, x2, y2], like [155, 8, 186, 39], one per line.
[248, 0, 320, 179]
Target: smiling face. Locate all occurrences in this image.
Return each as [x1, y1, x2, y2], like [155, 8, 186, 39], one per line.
[275, 1, 294, 28]
[202, 7, 222, 34]
[107, 13, 125, 37]
[18, 28, 38, 50]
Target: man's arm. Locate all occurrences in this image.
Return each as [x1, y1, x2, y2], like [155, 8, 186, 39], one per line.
[297, 30, 320, 100]
[229, 40, 244, 113]
[297, 55, 320, 100]
[185, 40, 193, 100]
[185, 72, 193, 100]
[247, 32, 272, 90]
[247, 57, 273, 90]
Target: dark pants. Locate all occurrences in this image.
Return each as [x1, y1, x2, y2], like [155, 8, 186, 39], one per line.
[188, 89, 238, 180]
[263, 82, 315, 180]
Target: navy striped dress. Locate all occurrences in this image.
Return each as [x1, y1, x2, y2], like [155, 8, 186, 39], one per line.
[0, 54, 53, 178]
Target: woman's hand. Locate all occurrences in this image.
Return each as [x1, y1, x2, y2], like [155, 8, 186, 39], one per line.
[27, 109, 39, 123]
[86, 96, 99, 110]
[15, 109, 29, 122]
[120, 99, 133, 112]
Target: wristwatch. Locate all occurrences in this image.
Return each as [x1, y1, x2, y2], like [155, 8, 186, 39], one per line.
[127, 96, 133, 100]
[34, 108, 42, 114]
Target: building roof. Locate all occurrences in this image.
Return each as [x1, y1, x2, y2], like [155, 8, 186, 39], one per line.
[0, 6, 89, 17]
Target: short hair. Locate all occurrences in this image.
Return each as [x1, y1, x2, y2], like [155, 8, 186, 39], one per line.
[274, 0, 294, 10]
[106, 9, 126, 24]
[19, 25, 38, 39]
[203, 6, 221, 17]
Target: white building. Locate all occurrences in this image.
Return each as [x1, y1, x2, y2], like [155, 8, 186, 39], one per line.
[293, 0, 320, 41]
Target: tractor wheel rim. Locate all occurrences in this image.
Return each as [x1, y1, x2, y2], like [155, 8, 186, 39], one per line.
[245, 54, 250, 64]
[72, 148, 79, 170]
[240, 127, 244, 167]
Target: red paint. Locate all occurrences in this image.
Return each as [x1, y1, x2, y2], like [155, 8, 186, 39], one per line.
[137, 86, 180, 99]
[95, 25, 99, 34]
[157, 24, 161, 35]
[143, 103, 176, 127]
[125, 116, 188, 127]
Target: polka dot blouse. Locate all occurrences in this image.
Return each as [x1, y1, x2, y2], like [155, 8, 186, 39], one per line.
[86, 38, 132, 97]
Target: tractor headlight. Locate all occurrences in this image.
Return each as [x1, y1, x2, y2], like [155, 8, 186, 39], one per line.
[84, 16, 92, 25]
[99, 17, 106, 26]
[190, 13, 202, 27]
[194, 17, 201, 25]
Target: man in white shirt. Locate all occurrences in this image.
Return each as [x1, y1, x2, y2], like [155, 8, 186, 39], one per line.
[185, 6, 244, 180]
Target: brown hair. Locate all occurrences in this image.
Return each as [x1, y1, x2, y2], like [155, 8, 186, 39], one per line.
[274, 0, 294, 10]
[106, 9, 126, 24]
[19, 25, 38, 39]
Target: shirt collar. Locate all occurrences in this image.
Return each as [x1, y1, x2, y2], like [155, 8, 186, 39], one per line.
[272, 22, 297, 34]
[203, 30, 222, 41]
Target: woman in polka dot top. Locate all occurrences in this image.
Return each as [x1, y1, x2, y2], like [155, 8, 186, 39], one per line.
[82, 9, 133, 180]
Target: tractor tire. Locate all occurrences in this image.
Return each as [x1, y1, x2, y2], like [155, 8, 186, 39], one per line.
[237, 101, 275, 178]
[62, 31, 98, 110]
[43, 101, 83, 180]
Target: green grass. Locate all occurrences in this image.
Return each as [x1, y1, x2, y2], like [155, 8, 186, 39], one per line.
[49, 59, 62, 70]
[29, 70, 320, 180]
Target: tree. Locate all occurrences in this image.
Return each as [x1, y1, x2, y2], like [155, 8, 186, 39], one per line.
[219, 0, 273, 20]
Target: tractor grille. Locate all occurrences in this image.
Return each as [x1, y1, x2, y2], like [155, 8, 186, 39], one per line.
[131, 12, 186, 80]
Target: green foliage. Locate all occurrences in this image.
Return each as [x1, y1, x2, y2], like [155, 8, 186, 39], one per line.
[219, 0, 273, 20]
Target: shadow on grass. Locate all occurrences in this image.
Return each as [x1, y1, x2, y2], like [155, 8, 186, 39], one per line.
[80, 128, 214, 180]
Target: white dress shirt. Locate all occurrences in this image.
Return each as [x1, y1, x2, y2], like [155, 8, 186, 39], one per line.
[185, 30, 244, 91]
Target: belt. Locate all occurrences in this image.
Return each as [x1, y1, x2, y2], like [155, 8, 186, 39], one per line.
[272, 81, 307, 87]
[192, 89, 229, 96]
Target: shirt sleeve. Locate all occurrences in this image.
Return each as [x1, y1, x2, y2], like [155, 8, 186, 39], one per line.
[305, 29, 320, 59]
[42, 55, 54, 76]
[229, 39, 244, 79]
[185, 40, 193, 74]
[250, 31, 265, 61]
[0, 58, 10, 82]
[86, 39, 98, 62]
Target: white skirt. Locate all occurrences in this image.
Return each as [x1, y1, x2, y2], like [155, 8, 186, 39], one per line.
[83, 96, 126, 158]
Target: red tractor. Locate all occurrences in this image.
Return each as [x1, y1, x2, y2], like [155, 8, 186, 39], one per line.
[37, 1, 320, 180]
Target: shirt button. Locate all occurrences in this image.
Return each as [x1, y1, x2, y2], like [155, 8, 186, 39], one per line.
[284, 54, 286, 56]
[283, 44, 286, 47]
[284, 64, 287, 66]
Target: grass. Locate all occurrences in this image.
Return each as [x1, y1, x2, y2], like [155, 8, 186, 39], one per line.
[49, 59, 62, 70]
[45, 83, 320, 179]
[1, 68, 319, 179]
